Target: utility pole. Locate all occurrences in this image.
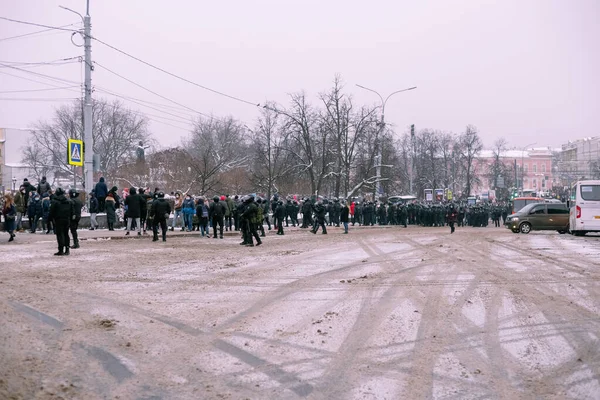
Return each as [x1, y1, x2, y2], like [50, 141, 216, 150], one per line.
[83, 0, 93, 196]
[409, 124, 415, 195]
[61, 1, 93, 199]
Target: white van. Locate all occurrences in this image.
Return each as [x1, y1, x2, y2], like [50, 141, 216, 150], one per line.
[569, 180, 600, 236]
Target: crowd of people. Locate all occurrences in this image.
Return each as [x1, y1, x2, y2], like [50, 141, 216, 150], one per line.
[2, 176, 515, 254]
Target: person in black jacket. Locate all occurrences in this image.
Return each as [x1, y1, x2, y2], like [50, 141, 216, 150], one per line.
[340, 200, 350, 234]
[125, 187, 144, 236]
[69, 189, 83, 249]
[209, 196, 225, 239]
[311, 199, 327, 234]
[150, 192, 171, 242]
[49, 188, 73, 255]
[139, 188, 149, 234]
[89, 191, 99, 230]
[241, 195, 261, 246]
[94, 177, 108, 213]
[274, 200, 286, 235]
[37, 176, 51, 197]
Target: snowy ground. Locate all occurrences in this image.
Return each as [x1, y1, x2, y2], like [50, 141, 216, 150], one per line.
[1, 225, 599, 399]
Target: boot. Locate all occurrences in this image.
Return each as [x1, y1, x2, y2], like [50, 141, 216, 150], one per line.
[256, 240, 262, 246]
[8, 234, 14, 242]
[64, 247, 70, 256]
[153, 235, 158, 242]
[72, 240, 80, 249]
[245, 243, 255, 247]
[170, 227, 174, 232]
[54, 248, 64, 256]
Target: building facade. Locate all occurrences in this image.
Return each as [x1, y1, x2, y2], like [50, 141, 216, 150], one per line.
[472, 147, 556, 198]
[556, 137, 600, 187]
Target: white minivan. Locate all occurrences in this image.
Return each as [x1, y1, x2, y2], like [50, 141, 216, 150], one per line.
[569, 180, 600, 236]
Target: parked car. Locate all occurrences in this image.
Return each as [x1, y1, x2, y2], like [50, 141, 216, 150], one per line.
[505, 202, 570, 234]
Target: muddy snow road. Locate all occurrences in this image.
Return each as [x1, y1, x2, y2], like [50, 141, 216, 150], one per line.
[1, 226, 600, 399]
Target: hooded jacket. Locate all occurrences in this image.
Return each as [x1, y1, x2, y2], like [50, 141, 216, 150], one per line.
[124, 187, 144, 218]
[151, 198, 171, 220]
[95, 177, 108, 198]
[37, 178, 51, 196]
[49, 193, 73, 223]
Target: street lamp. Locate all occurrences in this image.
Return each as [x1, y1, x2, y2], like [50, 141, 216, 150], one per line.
[520, 142, 536, 194]
[12, 176, 16, 191]
[355, 84, 417, 198]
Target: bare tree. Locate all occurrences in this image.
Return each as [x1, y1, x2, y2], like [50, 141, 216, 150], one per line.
[457, 125, 483, 197]
[184, 116, 249, 195]
[23, 98, 151, 187]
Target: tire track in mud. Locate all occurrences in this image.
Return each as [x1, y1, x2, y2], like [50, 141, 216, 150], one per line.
[397, 235, 513, 399]
[452, 234, 600, 396]
[309, 237, 433, 399]
[2, 300, 143, 400]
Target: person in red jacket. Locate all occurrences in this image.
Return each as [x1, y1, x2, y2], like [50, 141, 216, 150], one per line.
[349, 201, 356, 225]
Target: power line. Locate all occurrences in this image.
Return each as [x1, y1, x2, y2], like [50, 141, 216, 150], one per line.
[94, 61, 211, 118]
[0, 56, 80, 66]
[91, 35, 261, 108]
[0, 97, 79, 102]
[0, 86, 79, 94]
[0, 23, 79, 42]
[0, 62, 80, 85]
[94, 88, 195, 124]
[0, 16, 78, 32]
[0, 70, 79, 90]
[94, 86, 197, 116]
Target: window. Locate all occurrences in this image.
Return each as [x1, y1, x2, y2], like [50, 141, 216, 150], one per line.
[530, 205, 546, 215]
[581, 185, 600, 201]
[547, 205, 568, 214]
[533, 164, 537, 173]
[523, 164, 528, 173]
[541, 164, 546, 173]
[533, 179, 537, 188]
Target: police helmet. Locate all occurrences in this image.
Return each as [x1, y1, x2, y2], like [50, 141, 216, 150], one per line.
[158, 191, 165, 198]
[213, 195, 220, 202]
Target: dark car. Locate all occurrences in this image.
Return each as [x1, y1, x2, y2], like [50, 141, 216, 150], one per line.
[505, 202, 570, 234]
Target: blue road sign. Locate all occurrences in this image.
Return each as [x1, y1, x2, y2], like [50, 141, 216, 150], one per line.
[68, 138, 84, 166]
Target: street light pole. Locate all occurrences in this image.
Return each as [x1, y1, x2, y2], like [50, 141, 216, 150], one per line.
[355, 84, 416, 199]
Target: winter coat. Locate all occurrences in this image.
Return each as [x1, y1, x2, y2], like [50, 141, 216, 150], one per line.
[220, 200, 230, 217]
[95, 178, 108, 198]
[37, 179, 51, 196]
[48, 193, 73, 223]
[226, 197, 235, 216]
[105, 197, 117, 223]
[89, 196, 99, 214]
[124, 190, 144, 218]
[14, 192, 26, 214]
[341, 205, 350, 223]
[42, 198, 51, 218]
[349, 202, 355, 216]
[174, 195, 183, 211]
[151, 198, 171, 221]
[22, 181, 35, 204]
[242, 202, 259, 223]
[275, 204, 286, 219]
[196, 202, 209, 221]
[182, 198, 195, 215]
[2, 203, 16, 232]
[209, 200, 225, 219]
[71, 197, 83, 219]
[28, 198, 40, 217]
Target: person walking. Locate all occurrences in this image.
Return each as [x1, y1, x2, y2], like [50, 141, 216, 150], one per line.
[94, 177, 108, 213]
[182, 194, 195, 232]
[447, 205, 458, 234]
[125, 187, 144, 236]
[241, 195, 262, 246]
[171, 192, 184, 231]
[311, 198, 327, 234]
[105, 193, 117, 231]
[209, 196, 225, 239]
[29, 192, 43, 233]
[151, 192, 171, 242]
[196, 197, 209, 237]
[2, 193, 17, 242]
[41, 192, 52, 234]
[89, 191, 99, 230]
[49, 188, 73, 256]
[69, 189, 83, 249]
[274, 200, 286, 235]
[340, 200, 350, 234]
[14, 186, 26, 232]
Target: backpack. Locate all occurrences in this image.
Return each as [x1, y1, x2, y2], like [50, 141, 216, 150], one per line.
[202, 204, 208, 218]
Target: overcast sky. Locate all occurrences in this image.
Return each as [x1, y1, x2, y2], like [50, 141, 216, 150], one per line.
[1, 0, 598, 150]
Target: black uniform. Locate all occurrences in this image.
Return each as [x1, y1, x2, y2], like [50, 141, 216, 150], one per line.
[209, 197, 225, 239]
[48, 189, 73, 255]
[151, 195, 171, 242]
[274, 201, 286, 235]
[311, 202, 327, 234]
[241, 198, 262, 246]
[69, 190, 83, 249]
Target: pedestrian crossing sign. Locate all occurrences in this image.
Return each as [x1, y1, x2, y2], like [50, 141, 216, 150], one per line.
[68, 138, 84, 166]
